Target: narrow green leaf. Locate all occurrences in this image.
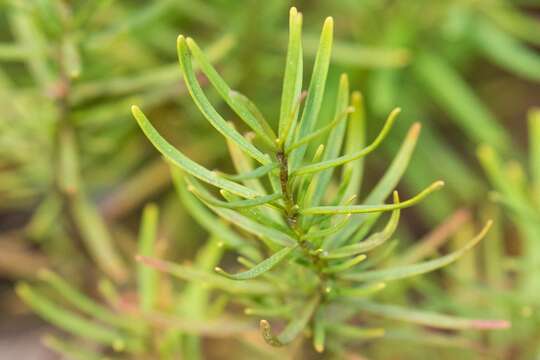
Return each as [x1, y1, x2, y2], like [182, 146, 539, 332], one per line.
[477, 145, 524, 202]
[302, 181, 443, 215]
[25, 194, 61, 242]
[132, 106, 260, 199]
[171, 166, 260, 260]
[356, 240, 399, 270]
[211, 207, 296, 247]
[278, 7, 304, 146]
[292, 108, 400, 177]
[8, 6, 54, 87]
[296, 144, 325, 207]
[286, 106, 353, 154]
[185, 37, 276, 148]
[260, 295, 320, 346]
[413, 52, 510, 152]
[307, 74, 350, 208]
[62, 35, 81, 79]
[313, 308, 326, 353]
[43, 335, 103, 360]
[16, 284, 141, 351]
[305, 214, 351, 240]
[486, 6, 540, 46]
[323, 192, 400, 259]
[350, 301, 510, 330]
[336, 282, 386, 298]
[475, 19, 540, 81]
[38, 270, 142, 334]
[327, 324, 385, 339]
[220, 189, 292, 238]
[365, 123, 421, 204]
[136, 256, 274, 295]
[225, 127, 269, 196]
[58, 126, 80, 195]
[301, 32, 410, 68]
[0, 43, 28, 60]
[185, 174, 282, 209]
[219, 163, 278, 181]
[137, 203, 159, 312]
[288, 16, 334, 169]
[341, 221, 492, 282]
[528, 108, 540, 187]
[324, 123, 421, 250]
[71, 193, 127, 282]
[215, 245, 297, 280]
[229, 90, 277, 142]
[339, 91, 366, 203]
[177, 36, 270, 164]
[323, 254, 367, 274]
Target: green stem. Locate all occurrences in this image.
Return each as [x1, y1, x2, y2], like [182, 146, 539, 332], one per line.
[276, 150, 330, 299]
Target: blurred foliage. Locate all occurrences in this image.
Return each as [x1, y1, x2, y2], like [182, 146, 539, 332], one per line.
[0, 0, 538, 359]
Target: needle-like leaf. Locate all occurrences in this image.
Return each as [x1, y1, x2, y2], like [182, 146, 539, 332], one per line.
[136, 256, 274, 295]
[185, 37, 277, 148]
[260, 294, 320, 346]
[171, 166, 260, 260]
[177, 35, 270, 164]
[219, 163, 278, 181]
[211, 207, 296, 247]
[186, 174, 282, 209]
[215, 245, 297, 280]
[349, 301, 510, 330]
[323, 254, 367, 274]
[475, 19, 540, 81]
[341, 221, 492, 282]
[306, 74, 350, 207]
[414, 52, 510, 152]
[302, 181, 442, 215]
[38, 270, 143, 334]
[137, 203, 159, 312]
[16, 284, 141, 351]
[288, 16, 333, 169]
[132, 106, 260, 199]
[326, 324, 385, 339]
[278, 7, 304, 146]
[336, 282, 386, 298]
[338, 91, 366, 203]
[286, 106, 353, 154]
[292, 108, 400, 177]
[323, 191, 401, 258]
[324, 123, 421, 250]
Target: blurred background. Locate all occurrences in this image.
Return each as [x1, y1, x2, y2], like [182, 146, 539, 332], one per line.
[0, 0, 539, 359]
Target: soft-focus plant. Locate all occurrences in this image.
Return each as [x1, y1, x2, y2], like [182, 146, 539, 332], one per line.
[132, 7, 509, 355]
[17, 203, 259, 359]
[473, 108, 540, 358]
[4, 1, 537, 358]
[0, 0, 234, 282]
[317, 0, 540, 223]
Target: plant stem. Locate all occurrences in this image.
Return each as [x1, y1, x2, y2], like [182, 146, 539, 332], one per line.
[276, 149, 330, 298]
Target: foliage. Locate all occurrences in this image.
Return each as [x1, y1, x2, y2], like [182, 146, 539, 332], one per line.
[129, 7, 506, 356]
[0, 0, 538, 359]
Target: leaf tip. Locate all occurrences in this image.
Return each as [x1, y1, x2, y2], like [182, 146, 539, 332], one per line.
[471, 319, 511, 330]
[409, 122, 422, 138]
[433, 180, 445, 190]
[131, 105, 141, 116]
[289, 6, 298, 17]
[323, 16, 334, 29]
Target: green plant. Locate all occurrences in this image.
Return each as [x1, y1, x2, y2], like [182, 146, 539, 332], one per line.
[472, 108, 540, 358]
[132, 7, 508, 355]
